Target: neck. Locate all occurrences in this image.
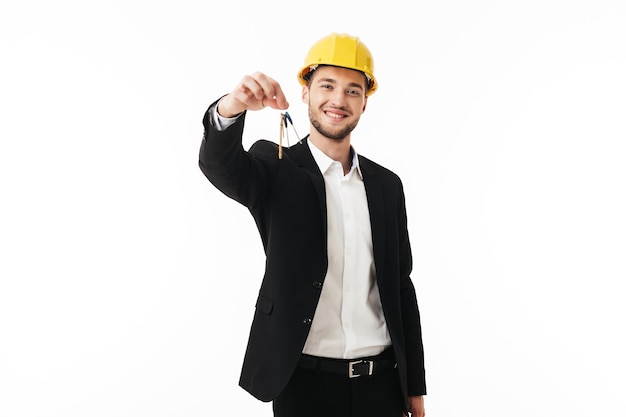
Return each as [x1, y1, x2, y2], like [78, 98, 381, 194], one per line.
[308, 132, 352, 174]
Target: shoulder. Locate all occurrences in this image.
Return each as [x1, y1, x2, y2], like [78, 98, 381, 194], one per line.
[248, 139, 281, 160]
[358, 154, 403, 184]
[249, 139, 279, 152]
[249, 139, 311, 165]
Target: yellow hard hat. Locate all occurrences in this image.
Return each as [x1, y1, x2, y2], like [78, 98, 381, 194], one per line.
[297, 33, 377, 96]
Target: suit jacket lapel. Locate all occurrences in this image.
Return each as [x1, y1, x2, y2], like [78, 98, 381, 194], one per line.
[359, 156, 387, 284]
[289, 137, 328, 243]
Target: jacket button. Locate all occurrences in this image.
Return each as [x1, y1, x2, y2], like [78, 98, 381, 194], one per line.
[302, 318, 312, 325]
[312, 281, 322, 289]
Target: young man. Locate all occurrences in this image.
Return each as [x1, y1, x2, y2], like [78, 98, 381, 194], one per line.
[199, 33, 426, 417]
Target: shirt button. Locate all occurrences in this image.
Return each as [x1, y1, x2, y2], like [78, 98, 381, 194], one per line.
[312, 281, 323, 289]
[302, 318, 312, 325]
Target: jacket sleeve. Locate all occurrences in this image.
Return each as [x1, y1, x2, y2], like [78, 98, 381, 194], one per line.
[198, 100, 277, 209]
[397, 180, 427, 396]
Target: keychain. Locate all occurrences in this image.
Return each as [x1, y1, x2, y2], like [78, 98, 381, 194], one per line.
[278, 112, 302, 159]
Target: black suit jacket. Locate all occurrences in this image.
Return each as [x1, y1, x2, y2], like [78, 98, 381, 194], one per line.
[199, 102, 426, 405]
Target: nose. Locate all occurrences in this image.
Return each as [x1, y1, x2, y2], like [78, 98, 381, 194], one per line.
[329, 89, 347, 107]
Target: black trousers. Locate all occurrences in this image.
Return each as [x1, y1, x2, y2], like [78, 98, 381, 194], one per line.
[273, 350, 405, 417]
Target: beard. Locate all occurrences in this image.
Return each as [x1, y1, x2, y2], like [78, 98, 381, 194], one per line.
[309, 107, 359, 141]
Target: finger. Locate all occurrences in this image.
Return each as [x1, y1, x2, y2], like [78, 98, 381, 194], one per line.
[242, 73, 269, 102]
[251, 72, 289, 110]
[232, 75, 266, 107]
[269, 88, 289, 110]
[262, 96, 289, 110]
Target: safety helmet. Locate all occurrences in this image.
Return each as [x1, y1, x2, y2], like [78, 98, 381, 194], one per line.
[297, 33, 377, 96]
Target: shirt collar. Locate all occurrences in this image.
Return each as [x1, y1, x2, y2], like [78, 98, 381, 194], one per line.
[307, 139, 363, 180]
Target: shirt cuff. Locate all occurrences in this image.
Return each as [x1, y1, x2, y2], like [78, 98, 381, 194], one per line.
[210, 98, 242, 131]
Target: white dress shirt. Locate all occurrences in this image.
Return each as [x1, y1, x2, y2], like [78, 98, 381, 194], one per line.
[210, 106, 391, 359]
[302, 140, 391, 359]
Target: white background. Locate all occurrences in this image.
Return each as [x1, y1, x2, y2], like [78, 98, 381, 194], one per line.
[1, 0, 625, 416]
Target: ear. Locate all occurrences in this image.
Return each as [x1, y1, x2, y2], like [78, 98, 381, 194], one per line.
[301, 85, 309, 103]
[361, 96, 368, 113]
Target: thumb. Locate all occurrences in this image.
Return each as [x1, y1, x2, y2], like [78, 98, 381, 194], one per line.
[263, 96, 289, 111]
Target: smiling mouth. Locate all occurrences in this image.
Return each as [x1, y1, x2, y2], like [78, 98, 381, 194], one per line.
[324, 110, 347, 120]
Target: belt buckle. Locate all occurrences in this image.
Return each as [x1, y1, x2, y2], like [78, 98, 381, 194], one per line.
[348, 360, 374, 378]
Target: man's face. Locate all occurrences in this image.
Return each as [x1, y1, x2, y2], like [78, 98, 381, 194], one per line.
[302, 65, 368, 141]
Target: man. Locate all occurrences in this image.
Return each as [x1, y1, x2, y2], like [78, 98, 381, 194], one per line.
[199, 33, 426, 417]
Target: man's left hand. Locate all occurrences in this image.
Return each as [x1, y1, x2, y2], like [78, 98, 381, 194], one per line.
[405, 395, 425, 417]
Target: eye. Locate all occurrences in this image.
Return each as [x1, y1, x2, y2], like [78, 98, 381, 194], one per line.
[347, 89, 362, 96]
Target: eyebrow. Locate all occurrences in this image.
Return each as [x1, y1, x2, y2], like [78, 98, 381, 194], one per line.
[315, 77, 364, 91]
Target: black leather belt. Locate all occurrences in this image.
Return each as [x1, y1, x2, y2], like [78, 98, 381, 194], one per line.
[298, 352, 397, 378]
